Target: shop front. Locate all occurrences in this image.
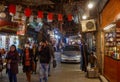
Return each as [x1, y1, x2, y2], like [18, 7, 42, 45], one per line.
[0, 34, 19, 51]
[0, 19, 19, 51]
[101, 0, 120, 82]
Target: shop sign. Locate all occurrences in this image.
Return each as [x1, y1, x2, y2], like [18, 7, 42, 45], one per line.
[17, 30, 25, 35]
[17, 21, 25, 35]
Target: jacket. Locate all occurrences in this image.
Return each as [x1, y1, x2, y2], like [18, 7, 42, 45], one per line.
[6, 51, 19, 74]
[22, 48, 33, 66]
[39, 46, 51, 64]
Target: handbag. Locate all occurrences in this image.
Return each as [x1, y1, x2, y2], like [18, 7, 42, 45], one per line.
[53, 60, 57, 68]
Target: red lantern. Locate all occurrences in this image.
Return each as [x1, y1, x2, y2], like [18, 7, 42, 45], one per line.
[48, 13, 53, 22]
[24, 8, 32, 17]
[58, 14, 63, 21]
[9, 4, 16, 14]
[38, 11, 43, 18]
[68, 14, 72, 21]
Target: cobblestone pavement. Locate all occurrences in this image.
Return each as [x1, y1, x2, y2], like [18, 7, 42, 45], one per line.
[0, 52, 100, 82]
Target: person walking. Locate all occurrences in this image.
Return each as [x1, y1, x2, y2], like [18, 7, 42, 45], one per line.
[6, 45, 19, 82]
[22, 44, 33, 82]
[0, 50, 3, 72]
[32, 43, 38, 74]
[38, 40, 51, 82]
[46, 41, 55, 76]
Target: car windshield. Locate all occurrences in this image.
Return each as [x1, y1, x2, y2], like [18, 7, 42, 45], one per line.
[63, 45, 80, 51]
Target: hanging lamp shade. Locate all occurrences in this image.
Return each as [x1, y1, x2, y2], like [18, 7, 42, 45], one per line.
[9, 4, 16, 15]
[38, 11, 43, 19]
[58, 14, 63, 21]
[68, 14, 72, 21]
[48, 13, 53, 22]
[24, 8, 31, 17]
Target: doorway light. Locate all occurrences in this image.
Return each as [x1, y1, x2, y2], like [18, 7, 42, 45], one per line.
[103, 24, 116, 30]
[88, 2, 94, 9]
[82, 15, 87, 20]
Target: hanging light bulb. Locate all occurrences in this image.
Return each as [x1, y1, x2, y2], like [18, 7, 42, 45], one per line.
[88, 2, 94, 9]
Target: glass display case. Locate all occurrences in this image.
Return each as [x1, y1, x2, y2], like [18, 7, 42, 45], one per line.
[104, 21, 120, 60]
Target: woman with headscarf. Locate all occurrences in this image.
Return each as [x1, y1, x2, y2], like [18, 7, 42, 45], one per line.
[6, 45, 19, 82]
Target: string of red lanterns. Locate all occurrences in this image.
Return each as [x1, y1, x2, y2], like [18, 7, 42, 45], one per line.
[48, 13, 53, 22]
[38, 11, 43, 19]
[24, 8, 32, 17]
[9, 4, 16, 15]
[8, 4, 73, 21]
[58, 14, 63, 21]
[68, 14, 73, 21]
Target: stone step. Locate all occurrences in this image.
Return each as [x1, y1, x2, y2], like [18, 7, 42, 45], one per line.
[99, 75, 108, 82]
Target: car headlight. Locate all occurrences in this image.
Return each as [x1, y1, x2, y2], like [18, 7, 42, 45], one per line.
[61, 54, 67, 58]
[75, 55, 81, 58]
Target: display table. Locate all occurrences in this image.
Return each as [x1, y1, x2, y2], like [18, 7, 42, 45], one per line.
[104, 56, 120, 82]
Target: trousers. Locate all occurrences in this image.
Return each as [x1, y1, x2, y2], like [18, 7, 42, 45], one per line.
[39, 63, 49, 82]
[8, 69, 17, 82]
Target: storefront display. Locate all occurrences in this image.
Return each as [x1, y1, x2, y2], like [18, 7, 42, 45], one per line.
[0, 34, 19, 50]
[104, 22, 120, 60]
[0, 36, 6, 49]
[104, 21, 120, 82]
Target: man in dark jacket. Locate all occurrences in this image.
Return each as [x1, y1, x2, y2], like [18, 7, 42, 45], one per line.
[38, 40, 51, 82]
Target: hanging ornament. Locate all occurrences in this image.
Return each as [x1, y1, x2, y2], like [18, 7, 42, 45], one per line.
[37, 18, 42, 23]
[16, 5, 22, 12]
[24, 8, 32, 17]
[68, 14, 73, 21]
[0, 4, 5, 11]
[12, 12, 20, 22]
[47, 13, 53, 22]
[58, 14, 63, 21]
[21, 13, 26, 21]
[9, 4, 16, 15]
[29, 15, 34, 22]
[38, 11, 43, 19]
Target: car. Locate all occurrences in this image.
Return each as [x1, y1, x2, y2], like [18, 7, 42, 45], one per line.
[61, 45, 81, 63]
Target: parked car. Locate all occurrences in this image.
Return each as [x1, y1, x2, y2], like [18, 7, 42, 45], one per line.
[61, 45, 81, 63]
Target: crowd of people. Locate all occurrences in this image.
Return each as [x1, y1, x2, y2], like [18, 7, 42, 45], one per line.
[0, 40, 56, 82]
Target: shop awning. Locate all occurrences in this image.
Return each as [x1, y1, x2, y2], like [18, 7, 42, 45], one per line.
[0, 20, 18, 34]
[0, 20, 18, 27]
[0, 26, 18, 34]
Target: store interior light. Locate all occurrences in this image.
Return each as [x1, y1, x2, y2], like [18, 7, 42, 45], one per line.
[88, 2, 94, 9]
[103, 24, 116, 30]
[82, 15, 87, 20]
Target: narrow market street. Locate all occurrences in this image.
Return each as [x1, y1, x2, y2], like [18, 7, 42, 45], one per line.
[0, 52, 100, 82]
